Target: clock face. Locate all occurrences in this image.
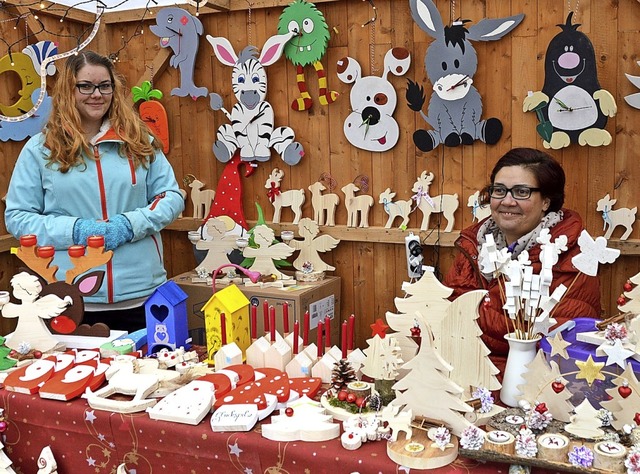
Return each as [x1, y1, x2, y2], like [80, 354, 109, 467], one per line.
[548, 85, 598, 130]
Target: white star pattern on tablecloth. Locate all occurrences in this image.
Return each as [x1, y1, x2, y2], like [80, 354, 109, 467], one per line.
[243, 468, 253, 474]
[98, 433, 105, 441]
[599, 339, 636, 368]
[86, 456, 96, 466]
[399, 466, 411, 473]
[229, 442, 243, 457]
[85, 410, 97, 423]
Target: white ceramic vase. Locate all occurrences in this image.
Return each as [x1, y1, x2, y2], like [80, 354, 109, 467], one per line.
[500, 333, 541, 407]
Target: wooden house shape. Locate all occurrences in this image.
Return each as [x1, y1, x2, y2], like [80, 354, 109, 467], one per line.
[201, 284, 250, 363]
[144, 280, 189, 354]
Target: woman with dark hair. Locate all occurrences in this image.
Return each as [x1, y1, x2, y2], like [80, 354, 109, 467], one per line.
[5, 51, 184, 332]
[444, 147, 600, 372]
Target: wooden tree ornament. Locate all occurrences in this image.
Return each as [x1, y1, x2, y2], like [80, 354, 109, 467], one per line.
[411, 171, 459, 232]
[288, 218, 340, 273]
[265, 168, 305, 224]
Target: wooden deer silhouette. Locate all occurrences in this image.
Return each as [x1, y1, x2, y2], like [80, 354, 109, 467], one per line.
[342, 180, 374, 228]
[308, 181, 339, 227]
[184, 174, 215, 219]
[265, 168, 305, 224]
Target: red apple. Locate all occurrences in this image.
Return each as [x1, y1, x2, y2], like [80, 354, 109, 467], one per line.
[37, 246, 55, 258]
[68, 245, 85, 258]
[346, 393, 357, 404]
[20, 234, 37, 247]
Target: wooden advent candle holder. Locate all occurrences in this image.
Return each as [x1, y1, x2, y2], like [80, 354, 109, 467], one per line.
[536, 433, 570, 462]
[483, 430, 515, 455]
[593, 441, 627, 473]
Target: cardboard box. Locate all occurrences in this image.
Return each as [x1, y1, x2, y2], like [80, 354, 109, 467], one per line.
[171, 271, 341, 346]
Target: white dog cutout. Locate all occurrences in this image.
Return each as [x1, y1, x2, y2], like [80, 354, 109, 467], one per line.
[337, 48, 411, 152]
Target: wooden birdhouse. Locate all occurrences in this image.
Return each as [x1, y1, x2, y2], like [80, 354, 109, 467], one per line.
[201, 284, 250, 363]
[144, 281, 189, 354]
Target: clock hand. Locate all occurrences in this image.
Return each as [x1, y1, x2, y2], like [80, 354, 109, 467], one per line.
[447, 75, 470, 91]
[360, 114, 372, 137]
[166, 26, 183, 37]
[553, 97, 570, 110]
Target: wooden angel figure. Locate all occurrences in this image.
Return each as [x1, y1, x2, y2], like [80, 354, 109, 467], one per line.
[195, 217, 238, 275]
[243, 225, 294, 279]
[289, 218, 339, 272]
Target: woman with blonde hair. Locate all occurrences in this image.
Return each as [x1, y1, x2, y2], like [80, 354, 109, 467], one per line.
[5, 51, 184, 332]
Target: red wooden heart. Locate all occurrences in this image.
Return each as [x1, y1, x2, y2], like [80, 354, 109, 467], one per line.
[619, 385, 632, 399]
[551, 380, 565, 393]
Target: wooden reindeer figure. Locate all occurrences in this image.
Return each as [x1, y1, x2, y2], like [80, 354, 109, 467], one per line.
[379, 188, 414, 229]
[308, 181, 339, 227]
[265, 168, 305, 224]
[597, 194, 637, 240]
[184, 174, 215, 219]
[467, 190, 491, 222]
[341, 178, 374, 228]
[1, 235, 112, 352]
[411, 171, 459, 232]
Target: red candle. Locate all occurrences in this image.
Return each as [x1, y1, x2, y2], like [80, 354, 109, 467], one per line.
[341, 320, 347, 359]
[317, 321, 324, 358]
[282, 303, 289, 333]
[303, 310, 310, 346]
[263, 300, 269, 334]
[87, 235, 105, 248]
[348, 314, 356, 350]
[324, 315, 331, 348]
[220, 312, 227, 345]
[67, 245, 85, 258]
[250, 304, 257, 340]
[37, 245, 55, 258]
[293, 320, 299, 355]
[20, 234, 37, 247]
[269, 305, 276, 343]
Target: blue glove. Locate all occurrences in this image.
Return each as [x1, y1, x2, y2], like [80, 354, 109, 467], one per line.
[104, 214, 134, 250]
[73, 219, 107, 246]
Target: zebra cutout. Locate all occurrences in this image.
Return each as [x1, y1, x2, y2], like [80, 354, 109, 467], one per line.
[206, 32, 305, 165]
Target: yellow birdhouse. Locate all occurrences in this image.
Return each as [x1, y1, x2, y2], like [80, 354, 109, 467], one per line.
[202, 284, 250, 362]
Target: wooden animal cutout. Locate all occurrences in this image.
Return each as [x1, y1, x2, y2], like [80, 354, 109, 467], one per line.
[336, 48, 411, 151]
[467, 190, 491, 222]
[407, 0, 523, 152]
[0, 88, 52, 142]
[341, 178, 374, 228]
[277, 0, 338, 111]
[624, 61, 640, 109]
[2, 236, 112, 351]
[184, 174, 215, 219]
[379, 188, 414, 229]
[206, 32, 305, 165]
[289, 217, 340, 272]
[243, 224, 294, 279]
[149, 8, 208, 99]
[265, 168, 305, 224]
[596, 194, 637, 240]
[379, 405, 413, 441]
[308, 181, 339, 226]
[411, 171, 459, 232]
[523, 13, 617, 149]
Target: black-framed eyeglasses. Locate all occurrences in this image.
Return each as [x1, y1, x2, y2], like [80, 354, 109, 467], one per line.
[488, 185, 541, 200]
[75, 82, 114, 95]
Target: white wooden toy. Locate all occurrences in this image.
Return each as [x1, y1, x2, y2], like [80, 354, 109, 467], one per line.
[285, 351, 314, 378]
[245, 336, 271, 368]
[411, 171, 459, 232]
[265, 168, 305, 224]
[379, 188, 414, 229]
[596, 194, 637, 240]
[311, 346, 341, 383]
[243, 225, 294, 279]
[194, 217, 238, 275]
[261, 397, 340, 442]
[147, 380, 215, 425]
[379, 404, 413, 442]
[264, 337, 293, 372]
[308, 181, 339, 226]
[210, 404, 259, 432]
[184, 175, 215, 219]
[36, 445, 56, 474]
[288, 218, 340, 273]
[213, 342, 243, 370]
[467, 190, 491, 222]
[564, 398, 604, 438]
[341, 182, 374, 228]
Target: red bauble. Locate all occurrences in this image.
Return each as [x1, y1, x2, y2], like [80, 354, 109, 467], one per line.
[619, 385, 632, 399]
[410, 326, 421, 337]
[337, 390, 348, 401]
[37, 246, 55, 258]
[20, 234, 37, 247]
[0, 421, 7, 432]
[33, 350, 42, 359]
[624, 281, 633, 292]
[68, 245, 85, 258]
[635, 413, 640, 426]
[285, 407, 294, 417]
[482, 296, 491, 308]
[617, 295, 627, 306]
[551, 380, 565, 393]
[355, 397, 366, 408]
[346, 393, 357, 404]
[87, 235, 105, 248]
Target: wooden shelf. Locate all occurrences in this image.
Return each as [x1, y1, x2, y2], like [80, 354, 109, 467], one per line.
[165, 218, 640, 255]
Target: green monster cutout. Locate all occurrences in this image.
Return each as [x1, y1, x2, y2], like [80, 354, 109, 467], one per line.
[277, 0, 338, 111]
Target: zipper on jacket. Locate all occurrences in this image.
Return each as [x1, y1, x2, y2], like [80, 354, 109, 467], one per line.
[128, 159, 137, 185]
[93, 145, 114, 303]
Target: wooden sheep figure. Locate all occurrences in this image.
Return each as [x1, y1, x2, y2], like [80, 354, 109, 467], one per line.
[597, 194, 637, 240]
[467, 190, 491, 222]
[308, 181, 339, 227]
[412, 171, 459, 232]
[265, 168, 305, 224]
[341, 182, 374, 228]
[379, 188, 414, 229]
[185, 175, 215, 219]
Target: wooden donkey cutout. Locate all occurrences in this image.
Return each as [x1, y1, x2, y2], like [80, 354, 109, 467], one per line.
[597, 194, 637, 240]
[411, 171, 459, 232]
[265, 168, 305, 224]
[1, 236, 112, 352]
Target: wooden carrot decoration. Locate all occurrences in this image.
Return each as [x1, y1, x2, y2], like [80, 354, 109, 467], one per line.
[132, 80, 170, 153]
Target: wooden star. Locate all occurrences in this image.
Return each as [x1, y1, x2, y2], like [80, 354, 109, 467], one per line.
[370, 318, 389, 338]
[575, 355, 605, 386]
[599, 340, 636, 369]
[548, 332, 571, 359]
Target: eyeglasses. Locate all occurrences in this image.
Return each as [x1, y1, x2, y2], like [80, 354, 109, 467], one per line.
[75, 82, 114, 95]
[488, 185, 541, 200]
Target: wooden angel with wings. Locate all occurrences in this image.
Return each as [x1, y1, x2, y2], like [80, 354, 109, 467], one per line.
[195, 217, 239, 275]
[288, 218, 339, 272]
[243, 225, 294, 279]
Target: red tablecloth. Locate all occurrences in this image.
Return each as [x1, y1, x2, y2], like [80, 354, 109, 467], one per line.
[0, 390, 563, 474]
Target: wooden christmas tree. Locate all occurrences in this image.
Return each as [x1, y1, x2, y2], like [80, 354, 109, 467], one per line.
[619, 271, 640, 313]
[564, 399, 604, 439]
[600, 363, 640, 430]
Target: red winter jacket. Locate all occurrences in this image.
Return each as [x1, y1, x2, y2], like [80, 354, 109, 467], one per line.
[443, 209, 601, 372]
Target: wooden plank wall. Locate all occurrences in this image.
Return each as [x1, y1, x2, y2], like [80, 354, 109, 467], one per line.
[1, 0, 640, 349]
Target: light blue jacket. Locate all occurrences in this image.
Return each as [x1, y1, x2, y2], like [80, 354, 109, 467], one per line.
[5, 130, 184, 304]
